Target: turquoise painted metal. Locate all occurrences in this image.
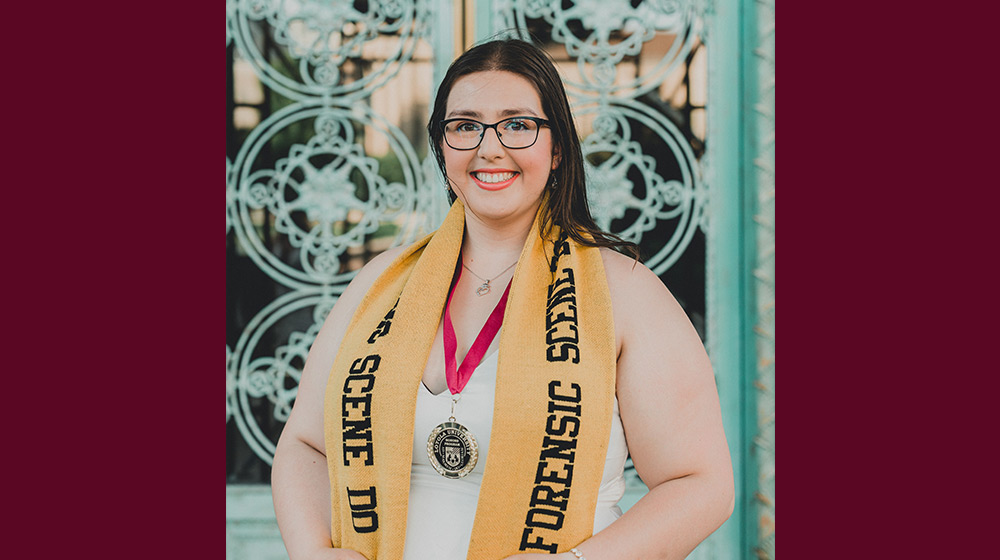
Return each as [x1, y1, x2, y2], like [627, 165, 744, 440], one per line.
[705, 0, 750, 557]
[431, 0, 456, 94]
[747, 0, 775, 557]
[705, 0, 776, 557]
[230, 0, 433, 102]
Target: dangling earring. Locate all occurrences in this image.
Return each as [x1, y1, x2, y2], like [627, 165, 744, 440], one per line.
[549, 175, 558, 189]
[444, 180, 453, 196]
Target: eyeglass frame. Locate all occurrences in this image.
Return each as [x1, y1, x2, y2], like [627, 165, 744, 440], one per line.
[439, 116, 552, 151]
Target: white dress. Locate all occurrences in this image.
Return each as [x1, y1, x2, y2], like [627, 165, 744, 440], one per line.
[402, 349, 629, 560]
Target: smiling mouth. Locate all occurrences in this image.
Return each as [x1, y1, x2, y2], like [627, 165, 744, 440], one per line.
[470, 170, 519, 191]
[473, 171, 518, 183]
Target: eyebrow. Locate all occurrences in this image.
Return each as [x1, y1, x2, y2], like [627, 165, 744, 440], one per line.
[446, 107, 541, 119]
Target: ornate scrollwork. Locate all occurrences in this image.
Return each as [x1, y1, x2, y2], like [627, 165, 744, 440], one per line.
[231, 291, 337, 463]
[578, 101, 704, 274]
[227, 0, 713, 473]
[498, 0, 702, 98]
[232, 102, 427, 289]
[227, 0, 237, 47]
[231, 0, 432, 101]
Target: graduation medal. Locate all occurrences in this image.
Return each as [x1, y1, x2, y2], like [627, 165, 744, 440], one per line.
[427, 397, 480, 478]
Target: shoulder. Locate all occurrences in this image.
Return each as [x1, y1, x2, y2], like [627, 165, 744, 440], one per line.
[598, 247, 679, 319]
[598, 246, 646, 285]
[336, 243, 412, 311]
[356, 243, 411, 285]
[597, 247, 697, 360]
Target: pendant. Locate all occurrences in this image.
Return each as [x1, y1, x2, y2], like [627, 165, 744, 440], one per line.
[476, 281, 491, 296]
[427, 421, 479, 478]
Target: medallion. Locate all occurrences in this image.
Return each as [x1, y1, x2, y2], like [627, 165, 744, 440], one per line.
[427, 421, 479, 479]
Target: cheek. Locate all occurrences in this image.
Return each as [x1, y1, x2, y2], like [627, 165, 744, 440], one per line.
[529, 149, 556, 174]
[442, 148, 468, 177]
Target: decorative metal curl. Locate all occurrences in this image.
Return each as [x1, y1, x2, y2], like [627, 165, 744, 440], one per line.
[497, 0, 702, 99]
[578, 101, 704, 274]
[226, 0, 237, 47]
[230, 291, 337, 464]
[231, 0, 432, 101]
[232, 101, 428, 289]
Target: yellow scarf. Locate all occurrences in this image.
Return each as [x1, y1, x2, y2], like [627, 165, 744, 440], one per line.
[324, 200, 616, 559]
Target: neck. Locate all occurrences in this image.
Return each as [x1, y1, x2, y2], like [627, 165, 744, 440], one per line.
[460, 205, 540, 269]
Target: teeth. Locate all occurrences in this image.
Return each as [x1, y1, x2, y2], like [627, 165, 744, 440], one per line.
[474, 172, 516, 184]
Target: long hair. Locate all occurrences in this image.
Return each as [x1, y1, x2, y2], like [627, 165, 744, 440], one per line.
[427, 38, 639, 259]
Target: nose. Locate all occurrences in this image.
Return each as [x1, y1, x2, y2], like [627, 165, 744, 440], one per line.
[477, 124, 505, 159]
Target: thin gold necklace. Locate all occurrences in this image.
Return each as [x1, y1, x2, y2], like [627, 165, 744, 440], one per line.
[462, 259, 517, 296]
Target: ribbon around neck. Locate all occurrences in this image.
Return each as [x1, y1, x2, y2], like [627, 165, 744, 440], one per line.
[443, 255, 512, 395]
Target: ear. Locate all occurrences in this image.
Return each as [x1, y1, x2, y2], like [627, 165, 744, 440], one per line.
[551, 143, 562, 171]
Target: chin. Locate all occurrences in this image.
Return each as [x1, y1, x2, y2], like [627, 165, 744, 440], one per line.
[465, 196, 542, 224]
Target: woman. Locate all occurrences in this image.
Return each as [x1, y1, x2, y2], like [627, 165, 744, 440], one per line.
[272, 39, 734, 560]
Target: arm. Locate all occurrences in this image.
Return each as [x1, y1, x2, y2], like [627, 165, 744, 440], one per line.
[509, 250, 734, 560]
[271, 247, 406, 560]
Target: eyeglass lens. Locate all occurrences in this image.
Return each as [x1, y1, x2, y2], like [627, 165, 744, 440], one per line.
[444, 118, 541, 149]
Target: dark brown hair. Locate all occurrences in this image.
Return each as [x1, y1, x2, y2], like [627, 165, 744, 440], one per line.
[427, 38, 639, 259]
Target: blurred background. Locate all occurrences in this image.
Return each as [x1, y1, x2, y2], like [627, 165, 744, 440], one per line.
[226, 0, 774, 558]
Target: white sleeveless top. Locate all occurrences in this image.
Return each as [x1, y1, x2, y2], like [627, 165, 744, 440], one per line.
[402, 349, 629, 560]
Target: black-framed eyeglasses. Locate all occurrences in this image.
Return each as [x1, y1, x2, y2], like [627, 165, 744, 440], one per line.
[440, 116, 551, 150]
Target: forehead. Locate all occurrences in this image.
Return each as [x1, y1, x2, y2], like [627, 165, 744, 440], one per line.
[445, 71, 545, 120]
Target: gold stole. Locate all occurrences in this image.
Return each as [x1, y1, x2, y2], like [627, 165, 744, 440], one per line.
[324, 200, 616, 559]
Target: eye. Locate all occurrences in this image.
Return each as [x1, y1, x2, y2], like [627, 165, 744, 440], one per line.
[452, 120, 482, 133]
[502, 118, 532, 132]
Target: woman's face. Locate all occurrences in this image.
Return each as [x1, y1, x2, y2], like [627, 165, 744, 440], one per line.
[442, 70, 560, 226]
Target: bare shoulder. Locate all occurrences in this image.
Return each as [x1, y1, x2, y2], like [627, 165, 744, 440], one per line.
[598, 251, 725, 490]
[598, 247, 688, 335]
[598, 246, 660, 290]
[598, 246, 645, 284]
[347, 243, 412, 292]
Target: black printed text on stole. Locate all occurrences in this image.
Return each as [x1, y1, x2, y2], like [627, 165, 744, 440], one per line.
[520, 232, 584, 552]
[339, 297, 400, 535]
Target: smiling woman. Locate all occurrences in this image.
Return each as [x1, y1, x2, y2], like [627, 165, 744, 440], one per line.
[271, 38, 734, 560]
[439, 70, 558, 228]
